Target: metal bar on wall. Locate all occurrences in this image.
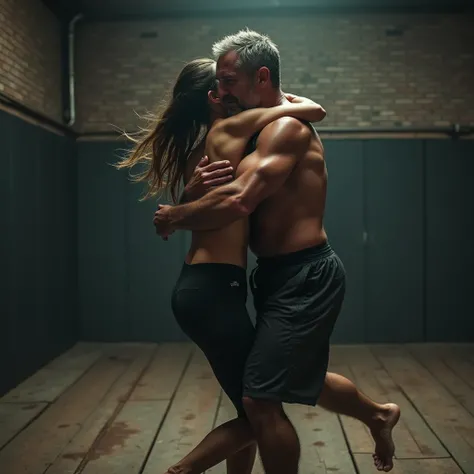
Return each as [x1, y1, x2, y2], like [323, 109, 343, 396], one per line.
[320, 125, 474, 140]
[77, 124, 474, 142]
[2, 91, 473, 141]
[320, 125, 473, 135]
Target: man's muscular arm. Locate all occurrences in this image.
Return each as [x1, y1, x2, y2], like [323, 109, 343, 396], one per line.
[160, 118, 312, 231]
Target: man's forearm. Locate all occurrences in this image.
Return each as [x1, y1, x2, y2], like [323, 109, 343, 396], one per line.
[168, 185, 247, 231]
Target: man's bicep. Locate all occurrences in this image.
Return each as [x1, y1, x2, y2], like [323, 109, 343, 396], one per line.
[236, 119, 311, 213]
[236, 152, 297, 213]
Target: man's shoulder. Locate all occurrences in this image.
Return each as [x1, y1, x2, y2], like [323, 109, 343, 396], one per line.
[257, 116, 313, 152]
[264, 115, 312, 131]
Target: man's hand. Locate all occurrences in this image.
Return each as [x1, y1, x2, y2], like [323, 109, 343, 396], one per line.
[153, 204, 175, 240]
[184, 156, 233, 201]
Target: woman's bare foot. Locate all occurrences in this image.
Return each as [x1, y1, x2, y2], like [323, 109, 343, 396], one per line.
[165, 465, 192, 474]
[369, 403, 401, 472]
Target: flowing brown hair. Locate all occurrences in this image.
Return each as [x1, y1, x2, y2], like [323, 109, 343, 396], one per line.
[116, 58, 217, 202]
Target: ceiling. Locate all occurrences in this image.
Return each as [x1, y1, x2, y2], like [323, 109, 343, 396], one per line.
[43, 0, 473, 20]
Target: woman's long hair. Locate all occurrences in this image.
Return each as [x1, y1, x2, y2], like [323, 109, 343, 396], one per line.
[116, 58, 217, 202]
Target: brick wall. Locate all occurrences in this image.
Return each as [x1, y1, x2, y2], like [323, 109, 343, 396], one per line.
[0, 0, 62, 122]
[75, 13, 474, 133]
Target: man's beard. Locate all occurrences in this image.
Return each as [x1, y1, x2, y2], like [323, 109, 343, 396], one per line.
[222, 96, 248, 116]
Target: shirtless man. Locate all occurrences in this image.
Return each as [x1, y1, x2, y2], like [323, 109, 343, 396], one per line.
[154, 30, 400, 473]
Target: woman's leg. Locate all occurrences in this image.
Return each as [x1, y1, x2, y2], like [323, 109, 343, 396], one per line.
[169, 263, 257, 474]
[166, 418, 255, 474]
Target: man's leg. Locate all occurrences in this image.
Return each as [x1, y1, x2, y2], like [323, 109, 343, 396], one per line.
[241, 243, 400, 474]
[242, 397, 300, 474]
[318, 372, 400, 472]
[165, 371, 399, 474]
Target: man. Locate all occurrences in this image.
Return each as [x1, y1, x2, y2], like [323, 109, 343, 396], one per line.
[155, 29, 400, 473]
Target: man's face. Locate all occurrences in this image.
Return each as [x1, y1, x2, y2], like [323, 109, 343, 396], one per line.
[216, 51, 260, 115]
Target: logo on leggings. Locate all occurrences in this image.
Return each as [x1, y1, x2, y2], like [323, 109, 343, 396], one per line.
[230, 281, 240, 287]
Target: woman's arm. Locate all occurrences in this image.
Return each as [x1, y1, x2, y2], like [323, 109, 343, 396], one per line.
[220, 94, 326, 139]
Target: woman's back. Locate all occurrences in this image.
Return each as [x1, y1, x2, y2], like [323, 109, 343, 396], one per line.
[184, 123, 250, 267]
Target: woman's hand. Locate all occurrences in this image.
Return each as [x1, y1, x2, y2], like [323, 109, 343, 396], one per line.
[284, 92, 311, 104]
[184, 156, 234, 201]
[283, 92, 326, 122]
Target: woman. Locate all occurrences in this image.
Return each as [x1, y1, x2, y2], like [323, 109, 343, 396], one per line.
[116, 58, 326, 474]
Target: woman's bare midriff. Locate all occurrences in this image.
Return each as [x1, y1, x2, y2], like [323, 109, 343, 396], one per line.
[185, 218, 249, 268]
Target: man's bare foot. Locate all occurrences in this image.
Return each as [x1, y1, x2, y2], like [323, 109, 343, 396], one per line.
[369, 403, 401, 472]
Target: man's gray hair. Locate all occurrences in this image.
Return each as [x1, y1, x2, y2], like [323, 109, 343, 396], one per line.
[212, 28, 281, 87]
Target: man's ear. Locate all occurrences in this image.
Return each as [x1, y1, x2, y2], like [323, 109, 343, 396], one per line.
[256, 67, 271, 87]
[208, 90, 220, 104]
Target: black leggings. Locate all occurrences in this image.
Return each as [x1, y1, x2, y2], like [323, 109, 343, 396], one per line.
[171, 262, 255, 417]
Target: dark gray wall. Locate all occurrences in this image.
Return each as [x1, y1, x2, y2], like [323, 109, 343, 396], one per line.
[364, 140, 425, 342]
[0, 110, 78, 397]
[77, 141, 189, 342]
[77, 137, 474, 344]
[323, 140, 366, 343]
[425, 140, 474, 341]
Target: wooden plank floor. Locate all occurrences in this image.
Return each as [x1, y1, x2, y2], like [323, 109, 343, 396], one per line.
[1, 342, 473, 474]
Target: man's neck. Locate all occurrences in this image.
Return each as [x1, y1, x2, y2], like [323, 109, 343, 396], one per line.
[260, 88, 287, 108]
